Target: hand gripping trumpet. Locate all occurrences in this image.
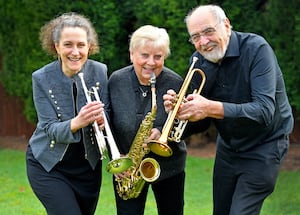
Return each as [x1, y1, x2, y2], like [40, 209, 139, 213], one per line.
[78, 73, 133, 174]
[148, 57, 206, 157]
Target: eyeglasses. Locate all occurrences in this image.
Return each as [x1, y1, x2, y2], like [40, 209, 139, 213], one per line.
[188, 23, 219, 44]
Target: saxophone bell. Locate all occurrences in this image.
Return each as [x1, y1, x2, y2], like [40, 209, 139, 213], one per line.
[139, 157, 160, 182]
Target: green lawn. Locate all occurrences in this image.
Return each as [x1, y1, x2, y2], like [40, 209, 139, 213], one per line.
[0, 149, 299, 215]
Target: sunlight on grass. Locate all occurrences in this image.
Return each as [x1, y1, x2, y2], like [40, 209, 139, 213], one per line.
[1, 149, 299, 215]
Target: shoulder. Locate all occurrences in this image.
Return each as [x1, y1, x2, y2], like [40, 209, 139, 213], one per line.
[161, 67, 183, 81]
[86, 59, 107, 72]
[83, 60, 108, 84]
[108, 65, 134, 91]
[32, 61, 60, 81]
[109, 65, 133, 81]
[32, 61, 56, 75]
[234, 31, 269, 49]
[157, 67, 183, 91]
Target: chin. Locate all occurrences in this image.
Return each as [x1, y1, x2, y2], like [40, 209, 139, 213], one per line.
[203, 51, 224, 63]
[206, 58, 219, 63]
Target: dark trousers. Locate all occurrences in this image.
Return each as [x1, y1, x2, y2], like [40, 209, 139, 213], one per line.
[26, 147, 102, 215]
[114, 171, 185, 215]
[213, 136, 289, 215]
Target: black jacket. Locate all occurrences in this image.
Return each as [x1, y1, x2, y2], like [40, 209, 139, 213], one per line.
[108, 65, 187, 181]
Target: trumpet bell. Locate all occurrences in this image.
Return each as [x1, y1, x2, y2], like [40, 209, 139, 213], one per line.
[106, 157, 133, 174]
[148, 140, 173, 157]
[139, 157, 161, 182]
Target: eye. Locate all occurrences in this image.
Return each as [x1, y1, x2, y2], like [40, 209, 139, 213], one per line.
[141, 53, 149, 59]
[77, 43, 86, 48]
[154, 55, 162, 61]
[63, 42, 72, 48]
[202, 28, 216, 36]
[191, 34, 200, 41]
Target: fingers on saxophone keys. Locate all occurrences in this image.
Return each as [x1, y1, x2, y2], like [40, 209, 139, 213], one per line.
[114, 171, 129, 179]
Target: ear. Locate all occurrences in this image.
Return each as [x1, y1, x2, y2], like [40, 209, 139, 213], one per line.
[224, 18, 231, 30]
[129, 51, 134, 63]
[54, 43, 60, 55]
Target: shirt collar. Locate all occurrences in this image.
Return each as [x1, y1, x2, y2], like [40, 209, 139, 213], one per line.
[224, 31, 240, 58]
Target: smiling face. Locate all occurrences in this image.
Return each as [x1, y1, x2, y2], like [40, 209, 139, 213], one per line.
[130, 42, 165, 85]
[187, 8, 231, 63]
[55, 27, 90, 77]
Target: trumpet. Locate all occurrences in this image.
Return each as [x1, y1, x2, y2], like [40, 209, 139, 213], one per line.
[148, 57, 206, 157]
[78, 73, 133, 174]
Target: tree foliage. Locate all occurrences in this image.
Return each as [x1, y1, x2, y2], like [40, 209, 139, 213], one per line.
[261, 0, 300, 116]
[0, 0, 299, 122]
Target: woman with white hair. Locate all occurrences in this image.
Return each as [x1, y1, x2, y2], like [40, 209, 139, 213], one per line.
[108, 25, 187, 215]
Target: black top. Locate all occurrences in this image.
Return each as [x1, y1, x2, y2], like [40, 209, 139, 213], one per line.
[190, 31, 294, 151]
[108, 65, 187, 181]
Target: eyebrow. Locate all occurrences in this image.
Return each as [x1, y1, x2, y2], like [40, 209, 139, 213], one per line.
[191, 27, 215, 36]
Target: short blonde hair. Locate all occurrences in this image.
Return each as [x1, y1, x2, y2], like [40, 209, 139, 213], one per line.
[129, 25, 170, 58]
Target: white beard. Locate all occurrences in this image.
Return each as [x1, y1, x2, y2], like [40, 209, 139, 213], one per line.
[202, 46, 225, 63]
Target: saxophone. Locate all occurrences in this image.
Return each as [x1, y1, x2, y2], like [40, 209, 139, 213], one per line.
[115, 73, 161, 200]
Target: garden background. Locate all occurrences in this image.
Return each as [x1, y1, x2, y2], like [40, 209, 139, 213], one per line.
[0, 0, 299, 214]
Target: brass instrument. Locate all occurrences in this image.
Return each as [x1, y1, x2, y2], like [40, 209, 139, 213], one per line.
[115, 73, 161, 200]
[78, 73, 133, 174]
[148, 57, 206, 157]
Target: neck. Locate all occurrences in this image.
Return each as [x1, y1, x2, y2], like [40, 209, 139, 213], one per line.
[139, 80, 149, 86]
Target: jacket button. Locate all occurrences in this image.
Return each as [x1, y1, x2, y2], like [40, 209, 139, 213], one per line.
[50, 140, 55, 148]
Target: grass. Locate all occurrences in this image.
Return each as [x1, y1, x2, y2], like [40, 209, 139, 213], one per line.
[0, 149, 299, 215]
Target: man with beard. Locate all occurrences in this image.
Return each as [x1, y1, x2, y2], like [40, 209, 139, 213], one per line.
[163, 4, 294, 215]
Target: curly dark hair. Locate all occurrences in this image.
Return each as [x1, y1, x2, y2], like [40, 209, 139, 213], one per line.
[39, 12, 99, 57]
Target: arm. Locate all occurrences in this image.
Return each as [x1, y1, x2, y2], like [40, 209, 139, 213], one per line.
[163, 89, 224, 121]
[175, 43, 277, 127]
[32, 73, 76, 144]
[222, 43, 277, 126]
[32, 71, 104, 144]
[179, 94, 224, 121]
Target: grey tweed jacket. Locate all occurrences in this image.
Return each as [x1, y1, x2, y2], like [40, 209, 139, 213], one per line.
[29, 59, 108, 172]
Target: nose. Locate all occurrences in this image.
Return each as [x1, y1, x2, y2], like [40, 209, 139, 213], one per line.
[197, 36, 210, 46]
[71, 46, 79, 55]
[147, 56, 156, 65]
